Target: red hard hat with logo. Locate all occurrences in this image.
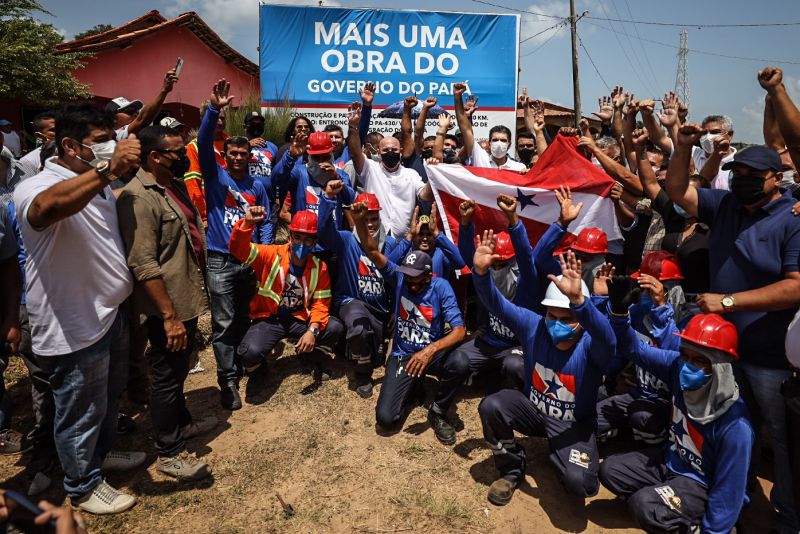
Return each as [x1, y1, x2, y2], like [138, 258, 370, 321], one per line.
[675, 313, 739, 359]
[494, 232, 515, 260]
[288, 210, 318, 234]
[571, 227, 608, 254]
[631, 250, 684, 281]
[553, 234, 576, 257]
[355, 192, 381, 211]
[307, 131, 333, 155]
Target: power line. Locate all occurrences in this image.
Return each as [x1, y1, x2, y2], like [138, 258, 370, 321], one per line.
[620, 0, 664, 91]
[521, 18, 569, 44]
[596, 0, 655, 95]
[606, 0, 659, 95]
[521, 22, 567, 57]
[578, 35, 611, 92]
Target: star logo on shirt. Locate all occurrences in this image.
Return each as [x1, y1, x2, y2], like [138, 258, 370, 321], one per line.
[516, 188, 539, 210]
[544, 376, 562, 397]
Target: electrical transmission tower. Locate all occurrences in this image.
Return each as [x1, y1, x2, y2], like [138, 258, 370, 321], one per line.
[674, 30, 690, 112]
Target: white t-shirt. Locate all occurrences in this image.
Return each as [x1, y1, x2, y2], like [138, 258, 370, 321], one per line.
[471, 141, 528, 171]
[17, 146, 42, 179]
[115, 125, 129, 140]
[3, 131, 21, 157]
[692, 146, 736, 191]
[359, 158, 425, 238]
[14, 158, 133, 355]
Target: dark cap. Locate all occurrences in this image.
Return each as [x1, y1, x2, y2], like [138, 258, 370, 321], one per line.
[244, 111, 264, 123]
[721, 145, 782, 172]
[395, 250, 433, 277]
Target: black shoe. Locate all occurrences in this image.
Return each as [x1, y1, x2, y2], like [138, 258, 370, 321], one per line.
[116, 412, 136, 435]
[221, 382, 242, 410]
[313, 366, 332, 382]
[427, 410, 456, 446]
[487, 478, 518, 506]
[355, 372, 373, 399]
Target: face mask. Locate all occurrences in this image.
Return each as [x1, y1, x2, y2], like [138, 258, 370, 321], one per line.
[247, 124, 265, 137]
[730, 173, 768, 206]
[674, 203, 691, 219]
[159, 153, 190, 178]
[370, 153, 382, 162]
[443, 148, 460, 164]
[546, 319, 580, 345]
[517, 148, 535, 163]
[490, 141, 509, 159]
[292, 243, 312, 260]
[679, 360, 711, 391]
[782, 170, 797, 185]
[307, 159, 331, 184]
[699, 133, 719, 154]
[80, 139, 116, 168]
[381, 151, 401, 170]
[421, 148, 433, 159]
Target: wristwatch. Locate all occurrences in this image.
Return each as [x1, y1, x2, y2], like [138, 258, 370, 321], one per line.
[307, 326, 320, 338]
[95, 160, 118, 183]
[721, 294, 736, 312]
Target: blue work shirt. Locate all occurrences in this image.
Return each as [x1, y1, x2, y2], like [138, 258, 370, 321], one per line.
[698, 189, 800, 369]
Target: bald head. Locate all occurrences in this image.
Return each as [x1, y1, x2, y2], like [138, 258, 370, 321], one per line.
[378, 136, 401, 154]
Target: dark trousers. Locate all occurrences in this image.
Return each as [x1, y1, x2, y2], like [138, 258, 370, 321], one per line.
[146, 316, 198, 457]
[596, 392, 670, 442]
[237, 316, 343, 371]
[207, 252, 256, 387]
[332, 299, 386, 368]
[450, 337, 524, 386]
[599, 447, 708, 533]
[479, 388, 600, 497]
[375, 351, 470, 428]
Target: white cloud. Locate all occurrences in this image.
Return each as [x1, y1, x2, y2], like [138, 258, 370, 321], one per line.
[519, 0, 602, 48]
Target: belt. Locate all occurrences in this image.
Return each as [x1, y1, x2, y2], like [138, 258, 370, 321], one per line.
[208, 250, 242, 264]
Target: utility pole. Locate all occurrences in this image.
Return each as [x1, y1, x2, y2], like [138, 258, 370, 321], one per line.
[570, 0, 581, 128]
[674, 30, 690, 116]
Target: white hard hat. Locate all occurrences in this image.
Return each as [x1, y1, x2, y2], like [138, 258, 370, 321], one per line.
[540, 275, 590, 309]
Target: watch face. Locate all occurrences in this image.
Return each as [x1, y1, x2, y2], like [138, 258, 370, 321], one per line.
[722, 297, 734, 307]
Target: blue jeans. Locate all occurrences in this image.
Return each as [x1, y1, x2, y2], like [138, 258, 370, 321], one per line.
[207, 252, 256, 387]
[735, 362, 799, 533]
[39, 309, 129, 498]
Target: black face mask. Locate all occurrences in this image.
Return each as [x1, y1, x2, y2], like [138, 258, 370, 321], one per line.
[247, 124, 265, 138]
[160, 154, 191, 178]
[730, 173, 768, 206]
[381, 151, 402, 170]
[443, 148, 460, 164]
[421, 148, 433, 159]
[517, 148, 535, 163]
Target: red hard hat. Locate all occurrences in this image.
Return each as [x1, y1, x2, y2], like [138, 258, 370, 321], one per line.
[631, 250, 684, 281]
[675, 313, 739, 359]
[307, 131, 333, 155]
[355, 192, 381, 211]
[572, 227, 608, 254]
[494, 231, 514, 260]
[553, 234, 576, 257]
[288, 210, 318, 234]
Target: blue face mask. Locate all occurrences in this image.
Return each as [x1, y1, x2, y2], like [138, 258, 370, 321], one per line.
[679, 360, 711, 391]
[546, 319, 580, 345]
[292, 243, 312, 260]
[673, 203, 691, 219]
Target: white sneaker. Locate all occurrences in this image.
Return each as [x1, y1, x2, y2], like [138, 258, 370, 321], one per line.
[102, 450, 147, 472]
[188, 360, 206, 374]
[73, 480, 136, 515]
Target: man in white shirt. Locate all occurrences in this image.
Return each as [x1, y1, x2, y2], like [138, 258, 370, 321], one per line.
[346, 101, 434, 238]
[0, 120, 22, 157]
[692, 115, 736, 190]
[14, 103, 145, 515]
[17, 112, 56, 179]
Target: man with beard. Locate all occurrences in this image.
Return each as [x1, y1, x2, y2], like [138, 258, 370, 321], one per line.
[351, 202, 467, 445]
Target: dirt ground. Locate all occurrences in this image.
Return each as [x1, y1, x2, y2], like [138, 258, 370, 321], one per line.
[1, 322, 774, 533]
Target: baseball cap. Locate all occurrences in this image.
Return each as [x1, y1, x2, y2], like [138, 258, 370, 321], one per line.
[721, 145, 782, 172]
[159, 117, 186, 129]
[244, 111, 264, 123]
[106, 97, 144, 114]
[395, 251, 433, 277]
[0, 120, 10, 126]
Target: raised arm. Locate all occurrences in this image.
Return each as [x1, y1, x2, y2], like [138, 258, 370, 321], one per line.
[656, 92, 681, 153]
[610, 86, 627, 147]
[351, 201, 386, 269]
[401, 95, 418, 159]
[229, 207, 268, 271]
[621, 97, 639, 171]
[457, 200, 476, 269]
[271, 134, 307, 192]
[763, 95, 786, 151]
[346, 101, 366, 176]
[578, 120, 644, 195]
[432, 114, 452, 162]
[759, 66, 800, 170]
[316, 186, 346, 253]
[632, 128, 661, 201]
[528, 99, 549, 157]
[415, 96, 436, 154]
[430, 203, 465, 270]
[453, 82, 474, 161]
[639, 99, 673, 155]
[126, 69, 178, 137]
[358, 82, 375, 144]
[665, 124, 704, 217]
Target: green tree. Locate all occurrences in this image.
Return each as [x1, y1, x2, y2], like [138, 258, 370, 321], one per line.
[74, 23, 113, 40]
[0, 0, 90, 105]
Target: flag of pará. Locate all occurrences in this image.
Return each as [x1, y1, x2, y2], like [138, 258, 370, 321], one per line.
[424, 134, 623, 252]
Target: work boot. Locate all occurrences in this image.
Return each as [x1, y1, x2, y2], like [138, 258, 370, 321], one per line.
[427, 409, 456, 446]
[355, 373, 373, 399]
[180, 415, 219, 440]
[245, 364, 269, 401]
[72, 480, 136, 515]
[220, 382, 242, 410]
[116, 412, 136, 435]
[487, 477, 518, 506]
[157, 451, 211, 482]
[0, 429, 31, 455]
[102, 450, 147, 472]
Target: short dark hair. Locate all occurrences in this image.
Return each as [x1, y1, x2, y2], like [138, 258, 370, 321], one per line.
[444, 134, 459, 147]
[284, 116, 315, 143]
[489, 125, 512, 141]
[223, 136, 250, 153]
[516, 129, 535, 142]
[323, 124, 343, 134]
[32, 111, 56, 133]
[423, 135, 436, 143]
[366, 131, 383, 146]
[39, 141, 57, 168]
[55, 103, 115, 157]
[138, 125, 181, 166]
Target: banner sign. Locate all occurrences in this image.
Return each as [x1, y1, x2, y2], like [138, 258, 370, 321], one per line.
[259, 5, 520, 139]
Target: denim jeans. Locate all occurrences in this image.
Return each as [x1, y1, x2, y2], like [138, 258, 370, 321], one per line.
[735, 362, 798, 533]
[206, 252, 256, 387]
[39, 309, 129, 498]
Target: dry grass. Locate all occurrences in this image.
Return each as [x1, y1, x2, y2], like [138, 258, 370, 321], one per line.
[0, 316, 774, 533]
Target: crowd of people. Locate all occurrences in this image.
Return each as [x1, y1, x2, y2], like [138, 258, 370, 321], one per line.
[1, 62, 800, 534]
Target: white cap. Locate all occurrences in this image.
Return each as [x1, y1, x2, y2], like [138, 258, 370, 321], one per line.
[160, 116, 185, 129]
[540, 275, 590, 309]
[106, 97, 143, 113]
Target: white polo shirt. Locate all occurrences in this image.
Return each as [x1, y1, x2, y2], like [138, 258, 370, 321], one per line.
[693, 146, 736, 191]
[14, 158, 133, 355]
[359, 158, 425, 238]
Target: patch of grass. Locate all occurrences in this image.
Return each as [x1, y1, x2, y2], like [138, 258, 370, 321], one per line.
[413, 491, 471, 523]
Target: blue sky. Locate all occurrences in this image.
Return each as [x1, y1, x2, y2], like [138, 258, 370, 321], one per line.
[39, 0, 800, 143]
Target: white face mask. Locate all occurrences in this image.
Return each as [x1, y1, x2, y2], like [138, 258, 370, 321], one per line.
[782, 170, 797, 185]
[490, 140, 509, 159]
[699, 133, 720, 154]
[80, 139, 116, 167]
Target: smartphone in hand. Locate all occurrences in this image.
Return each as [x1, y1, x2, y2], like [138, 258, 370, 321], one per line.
[175, 57, 184, 78]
